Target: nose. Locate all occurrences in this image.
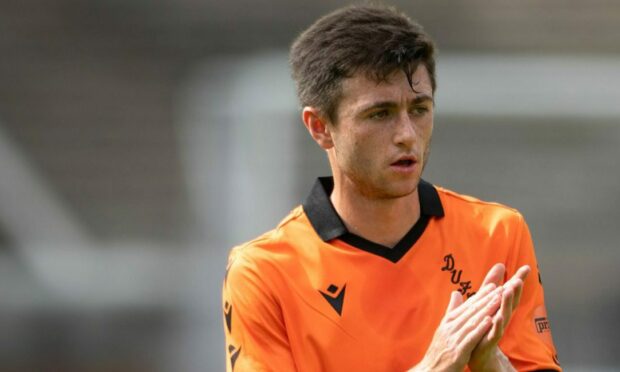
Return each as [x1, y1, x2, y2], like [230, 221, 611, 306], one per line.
[393, 111, 416, 149]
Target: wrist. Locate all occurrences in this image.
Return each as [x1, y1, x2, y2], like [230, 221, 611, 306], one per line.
[469, 347, 515, 372]
[409, 356, 464, 372]
[407, 358, 431, 372]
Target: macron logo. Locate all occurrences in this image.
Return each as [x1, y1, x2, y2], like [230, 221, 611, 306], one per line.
[319, 283, 346, 316]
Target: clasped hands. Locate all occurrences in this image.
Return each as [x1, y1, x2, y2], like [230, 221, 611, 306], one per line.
[411, 263, 531, 372]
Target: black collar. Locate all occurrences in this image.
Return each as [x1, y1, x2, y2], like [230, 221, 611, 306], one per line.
[302, 177, 444, 263]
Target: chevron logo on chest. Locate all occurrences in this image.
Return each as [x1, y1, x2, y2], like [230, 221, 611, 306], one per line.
[319, 283, 346, 316]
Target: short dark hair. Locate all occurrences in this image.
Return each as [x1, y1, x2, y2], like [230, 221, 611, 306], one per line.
[290, 4, 436, 122]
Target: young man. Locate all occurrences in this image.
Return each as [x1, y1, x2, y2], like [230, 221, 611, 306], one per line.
[222, 5, 560, 372]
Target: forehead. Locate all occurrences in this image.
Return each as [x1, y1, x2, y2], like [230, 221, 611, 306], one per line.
[337, 65, 433, 115]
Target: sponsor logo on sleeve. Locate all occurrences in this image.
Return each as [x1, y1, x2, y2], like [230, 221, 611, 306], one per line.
[535, 317, 550, 333]
[532, 305, 558, 352]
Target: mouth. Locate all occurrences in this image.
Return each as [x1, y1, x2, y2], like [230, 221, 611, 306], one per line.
[392, 159, 415, 166]
[390, 156, 418, 171]
[391, 156, 417, 166]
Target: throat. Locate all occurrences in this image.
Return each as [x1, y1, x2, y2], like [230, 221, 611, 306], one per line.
[330, 188, 421, 248]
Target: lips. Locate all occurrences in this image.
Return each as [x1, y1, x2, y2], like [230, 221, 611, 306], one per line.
[392, 159, 414, 166]
[391, 155, 417, 167]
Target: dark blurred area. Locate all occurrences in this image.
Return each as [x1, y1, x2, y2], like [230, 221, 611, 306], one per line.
[0, 1, 619, 371]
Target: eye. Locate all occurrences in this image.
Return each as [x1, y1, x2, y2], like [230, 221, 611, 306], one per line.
[410, 105, 429, 116]
[369, 109, 390, 120]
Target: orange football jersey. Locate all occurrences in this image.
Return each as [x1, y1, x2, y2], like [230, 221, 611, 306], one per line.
[222, 177, 560, 371]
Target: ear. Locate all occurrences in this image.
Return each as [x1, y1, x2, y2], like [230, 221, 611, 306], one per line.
[302, 107, 334, 150]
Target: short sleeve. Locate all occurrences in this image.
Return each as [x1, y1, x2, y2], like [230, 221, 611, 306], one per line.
[222, 247, 297, 372]
[500, 214, 562, 371]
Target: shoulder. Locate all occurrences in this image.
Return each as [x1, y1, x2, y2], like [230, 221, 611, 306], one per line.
[435, 184, 524, 219]
[433, 184, 526, 232]
[225, 205, 309, 281]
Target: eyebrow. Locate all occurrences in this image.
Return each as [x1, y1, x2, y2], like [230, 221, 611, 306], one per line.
[358, 94, 434, 114]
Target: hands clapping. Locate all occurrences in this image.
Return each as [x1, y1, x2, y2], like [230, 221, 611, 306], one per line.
[410, 264, 530, 372]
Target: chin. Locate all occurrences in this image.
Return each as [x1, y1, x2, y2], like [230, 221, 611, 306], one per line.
[378, 182, 419, 200]
[393, 187, 418, 199]
[349, 172, 420, 199]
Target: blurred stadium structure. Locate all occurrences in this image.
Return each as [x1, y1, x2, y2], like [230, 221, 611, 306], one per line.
[1, 0, 619, 371]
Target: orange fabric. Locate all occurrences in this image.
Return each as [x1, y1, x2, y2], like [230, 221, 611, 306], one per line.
[222, 184, 560, 371]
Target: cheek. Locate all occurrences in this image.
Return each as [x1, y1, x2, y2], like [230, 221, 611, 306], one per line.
[336, 133, 376, 169]
[421, 122, 434, 159]
[418, 120, 433, 143]
[353, 131, 383, 157]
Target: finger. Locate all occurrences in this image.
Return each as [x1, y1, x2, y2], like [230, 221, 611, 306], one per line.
[481, 263, 506, 287]
[499, 278, 515, 309]
[500, 284, 514, 329]
[485, 311, 504, 344]
[461, 315, 493, 353]
[446, 290, 463, 313]
[512, 265, 531, 283]
[448, 283, 497, 319]
[503, 276, 525, 313]
[510, 265, 530, 308]
[459, 295, 501, 342]
[503, 265, 528, 306]
[481, 286, 513, 345]
[512, 280, 524, 310]
[454, 287, 502, 330]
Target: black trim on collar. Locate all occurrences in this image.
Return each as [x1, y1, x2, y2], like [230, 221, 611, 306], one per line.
[302, 177, 348, 242]
[302, 176, 444, 263]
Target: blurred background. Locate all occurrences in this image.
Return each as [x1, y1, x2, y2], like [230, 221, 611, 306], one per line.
[1, 0, 619, 371]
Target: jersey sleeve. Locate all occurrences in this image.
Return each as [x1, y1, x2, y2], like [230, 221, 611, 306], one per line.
[222, 247, 297, 372]
[500, 214, 562, 371]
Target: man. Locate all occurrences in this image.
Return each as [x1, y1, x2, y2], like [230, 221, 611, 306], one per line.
[222, 4, 560, 371]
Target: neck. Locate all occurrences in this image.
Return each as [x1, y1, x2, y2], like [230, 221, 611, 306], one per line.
[330, 177, 421, 248]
